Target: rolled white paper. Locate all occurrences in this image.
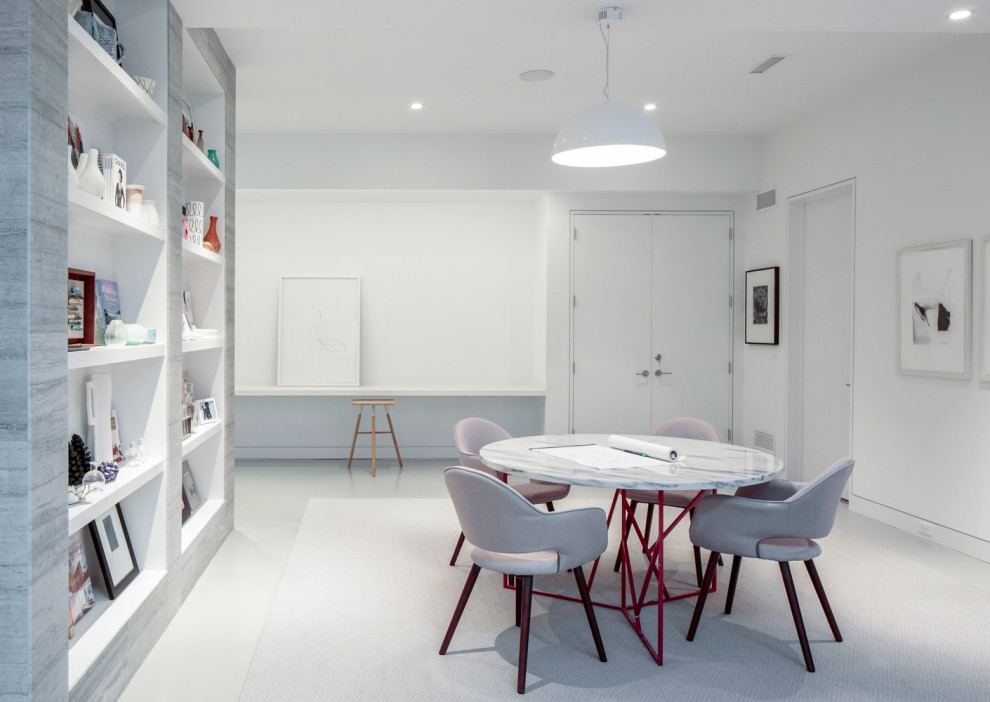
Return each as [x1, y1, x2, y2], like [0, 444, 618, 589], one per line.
[608, 435, 679, 462]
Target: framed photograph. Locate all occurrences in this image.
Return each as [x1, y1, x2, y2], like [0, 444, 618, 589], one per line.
[277, 276, 360, 386]
[898, 239, 972, 379]
[181, 460, 202, 523]
[68, 268, 95, 348]
[982, 236, 990, 382]
[195, 397, 219, 425]
[745, 266, 779, 345]
[89, 504, 138, 599]
[68, 530, 95, 638]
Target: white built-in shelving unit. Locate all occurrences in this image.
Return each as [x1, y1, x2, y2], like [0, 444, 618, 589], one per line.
[64, 3, 233, 696]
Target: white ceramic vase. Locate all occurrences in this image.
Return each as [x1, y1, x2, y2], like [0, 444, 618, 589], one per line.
[78, 148, 105, 198]
[68, 145, 79, 188]
[85, 372, 113, 464]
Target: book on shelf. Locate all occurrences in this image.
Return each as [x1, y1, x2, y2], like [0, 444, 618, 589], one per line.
[68, 530, 96, 639]
[95, 278, 121, 344]
[101, 152, 127, 210]
[181, 460, 202, 524]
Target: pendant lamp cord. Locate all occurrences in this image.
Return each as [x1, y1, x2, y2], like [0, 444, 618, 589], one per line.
[600, 22, 611, 101]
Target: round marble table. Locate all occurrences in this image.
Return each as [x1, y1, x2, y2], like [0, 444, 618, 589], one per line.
[480, 434, 783, 665]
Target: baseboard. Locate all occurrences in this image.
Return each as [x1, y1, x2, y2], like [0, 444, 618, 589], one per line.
[850, 494, 990, 564]
[235, 445, 456, 461]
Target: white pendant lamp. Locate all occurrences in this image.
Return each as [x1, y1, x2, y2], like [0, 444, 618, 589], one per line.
[552, 7, 666, 167]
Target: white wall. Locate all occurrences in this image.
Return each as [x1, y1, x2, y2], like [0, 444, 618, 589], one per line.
[752, 36, 990, 560]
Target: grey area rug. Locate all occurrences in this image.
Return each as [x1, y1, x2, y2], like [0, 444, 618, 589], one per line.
[239, 498, 990, 701]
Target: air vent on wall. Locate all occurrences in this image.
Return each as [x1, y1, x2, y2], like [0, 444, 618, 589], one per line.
[756, 188, 777, 211]
[751, 55, 786, 74]
[754, 430, 776, 454]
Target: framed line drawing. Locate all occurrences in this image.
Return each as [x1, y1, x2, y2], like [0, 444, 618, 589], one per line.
[981, 235, 990, 381]
[897, 239, 971, 379]
[745, 267, 779, 345]
[89, 503, 138, 599]
[277, 276, 360, 386]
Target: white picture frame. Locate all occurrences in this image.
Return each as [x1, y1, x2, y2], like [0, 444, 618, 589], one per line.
[195, 397, 219, 424]
[897, 239, 972, 379]
[277, 276, 360, 386]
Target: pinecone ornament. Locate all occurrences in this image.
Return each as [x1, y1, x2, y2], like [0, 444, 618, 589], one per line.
[97, 460, 119, 483]
[68, 434, 93, 486]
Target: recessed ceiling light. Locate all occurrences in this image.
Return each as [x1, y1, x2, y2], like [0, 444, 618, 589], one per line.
[949, 9, 973, 20]
[519, 69, 554, 82]
[643, 103, 657, 112]
[410, 102, 423, 110]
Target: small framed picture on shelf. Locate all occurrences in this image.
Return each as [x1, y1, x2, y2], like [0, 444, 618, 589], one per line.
[195, 397, 219, 425]
[89, 504, 138, 599]
[745, 266, 780, 345]
[181, 460, 202, 524]
[68, 268, 96, 348]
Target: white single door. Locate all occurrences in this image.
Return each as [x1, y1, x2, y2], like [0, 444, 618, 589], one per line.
[572, 214, 653, 433]
[650, 214, 732, 437]
[572, 213, 733, 437]
[801, 187, 854, 485]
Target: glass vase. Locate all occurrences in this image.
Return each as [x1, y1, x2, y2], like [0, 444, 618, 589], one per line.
[104, 319, 127, 346]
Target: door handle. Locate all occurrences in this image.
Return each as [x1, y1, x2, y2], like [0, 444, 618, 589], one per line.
[635, 370, 649, 377]
[655, 369, 672, 376]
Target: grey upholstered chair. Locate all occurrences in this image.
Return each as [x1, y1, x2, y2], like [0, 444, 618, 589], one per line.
[449, 418, 571, 565]
[440, 466, 608, 694]
[613, 417, 723, 582]
[686, 457, 855, 672]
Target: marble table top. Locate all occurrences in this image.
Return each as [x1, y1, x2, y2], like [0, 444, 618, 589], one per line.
[480, 434, 782, 491]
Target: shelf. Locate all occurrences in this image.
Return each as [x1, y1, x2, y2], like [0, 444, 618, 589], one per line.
[67, 16, 165, 125]
[68, 343, 166, 371]
[68, 457, 165, 536]
[182, 339, 224, 354]
[181, 422, 223, 457]
[181, 138, 224, 183]
[235, 385, 548, 397]
[68, 186, 166, 242]
[68, 568, 167, 689]
[180, 499, 224, 553]
[182, 239, 223, 266]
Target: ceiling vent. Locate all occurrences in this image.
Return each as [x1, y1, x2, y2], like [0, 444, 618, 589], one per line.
[751, 55, 786, 74]
[756, 188, 777, 211]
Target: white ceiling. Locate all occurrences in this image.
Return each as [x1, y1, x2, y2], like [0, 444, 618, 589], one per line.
[172, 0, 989, 136]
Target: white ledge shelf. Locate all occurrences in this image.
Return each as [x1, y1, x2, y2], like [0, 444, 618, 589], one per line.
[67, 16, 165, 125]
[68, 457, 165, 536]
[181, 239, 222, 265]
[68, 343, 165, 370]
[182, 422, 223, 457]
[180, 499, 225, 553]
[69, 187, 166, 242]
[235, 385, 547, 397]
[182, 338, 224, 353]
[182, 138, 224, 183]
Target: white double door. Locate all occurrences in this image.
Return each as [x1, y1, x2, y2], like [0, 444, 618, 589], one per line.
[571, 212, 733, 438]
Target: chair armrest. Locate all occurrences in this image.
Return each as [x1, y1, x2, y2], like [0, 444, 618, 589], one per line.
[536, 507, 608, 572]
[688, 494, 791, 558]
[734, 479, 803, 501]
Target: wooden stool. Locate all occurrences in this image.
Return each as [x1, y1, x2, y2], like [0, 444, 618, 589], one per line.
[347, 399, 403, 477]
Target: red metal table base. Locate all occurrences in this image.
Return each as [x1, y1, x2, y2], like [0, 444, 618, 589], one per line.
[506, 488, 713, 665]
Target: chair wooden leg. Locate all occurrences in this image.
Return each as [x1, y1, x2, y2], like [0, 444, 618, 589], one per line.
[613, 500, 639, 572]
[779, 562, 815, 672]
[805, 559, 842, 642]
[449, 531, 465, 566]
[346, 410, 362, 468]
[693, 545, 704, 587]
[724, 555, 743, 614]
[545, 501, 555, 512]
[440, 564, 481, 655]
[517, 575, 533, 694]
[687, 551, 720, 641]
[572, 565, 607, 662]
[515, 576, 522, 626]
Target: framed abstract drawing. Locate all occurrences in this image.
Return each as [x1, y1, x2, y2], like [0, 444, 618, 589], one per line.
[745, 266, 779, 345]
[89, 504, 138, 599]
[897, 239, 971, 379]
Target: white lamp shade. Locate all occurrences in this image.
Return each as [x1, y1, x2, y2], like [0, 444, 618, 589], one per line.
[552, 100, 666, 167]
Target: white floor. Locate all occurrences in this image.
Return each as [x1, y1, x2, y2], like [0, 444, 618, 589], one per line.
[120, 459, 990, 702]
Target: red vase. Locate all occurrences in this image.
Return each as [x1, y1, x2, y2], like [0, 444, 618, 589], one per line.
[203, 216, 221, 254]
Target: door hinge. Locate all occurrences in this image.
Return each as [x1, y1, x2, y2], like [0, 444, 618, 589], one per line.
[573, 294, 577, 307]
[728, 361, 732, 374]
[573, 227, 578, 240]
[572, 361, 576, 374]
[728, 227, 733, 241]
[727, 428, 733, 442]
[729, 294, 733, 308]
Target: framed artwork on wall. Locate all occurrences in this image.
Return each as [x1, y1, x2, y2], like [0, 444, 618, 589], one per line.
[745, 266, 779, 345]
[277, 276, 360, 386]
[89, 503, 138, 599]
[897, 239, 971, 379]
